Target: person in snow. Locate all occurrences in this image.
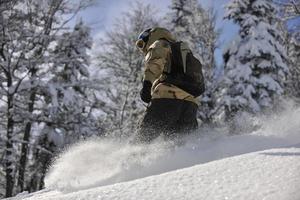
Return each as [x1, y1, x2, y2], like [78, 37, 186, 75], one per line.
[135, 27, 205, 142]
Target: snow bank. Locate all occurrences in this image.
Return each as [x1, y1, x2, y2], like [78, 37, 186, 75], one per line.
[44, 105, 300, 192]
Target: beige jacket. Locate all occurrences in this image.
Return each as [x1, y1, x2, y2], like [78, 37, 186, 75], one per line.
[143, 39, 198, 105]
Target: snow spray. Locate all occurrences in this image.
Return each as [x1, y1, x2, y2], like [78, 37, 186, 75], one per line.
[45, 104, 300, 192]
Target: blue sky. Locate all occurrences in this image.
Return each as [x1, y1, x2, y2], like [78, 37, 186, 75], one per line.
[77, 0, 239, 67]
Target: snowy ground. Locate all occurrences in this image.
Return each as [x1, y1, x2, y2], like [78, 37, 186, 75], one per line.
[12, 146, 300, 200]
[8, 105, 300, 200]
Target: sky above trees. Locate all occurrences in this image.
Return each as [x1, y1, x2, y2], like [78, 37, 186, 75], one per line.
[78, 0, 239, 67]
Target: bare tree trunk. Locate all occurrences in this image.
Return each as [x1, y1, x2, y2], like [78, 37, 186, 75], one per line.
[5, 78, 14, 198]
[39, 152, 52, 190]
[17, 89, 36, 192]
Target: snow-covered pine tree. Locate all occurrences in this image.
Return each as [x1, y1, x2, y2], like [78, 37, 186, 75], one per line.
[286, 32, 300, 100]
[222, 0, 289, 120]
[0, 0, 97, 197]
[27, 21, 103, 191]
[275, 0, 300, 101]
[275, 0, 300, 21]
[165, 0, 220, 124]
[94, 2, 159, 136]
[44, 20, 100, 141]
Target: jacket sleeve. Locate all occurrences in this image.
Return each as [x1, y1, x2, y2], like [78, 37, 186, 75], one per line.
[143, 40, 171, 84]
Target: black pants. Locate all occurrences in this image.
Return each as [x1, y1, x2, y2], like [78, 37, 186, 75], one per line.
[136, 98, 198, 143]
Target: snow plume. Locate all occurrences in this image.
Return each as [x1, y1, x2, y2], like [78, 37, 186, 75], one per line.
[45, 139, 176, 191]
[45, 104, 300, 192]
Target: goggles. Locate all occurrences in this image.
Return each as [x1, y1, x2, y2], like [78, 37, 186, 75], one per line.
[136, 28, 151, 49]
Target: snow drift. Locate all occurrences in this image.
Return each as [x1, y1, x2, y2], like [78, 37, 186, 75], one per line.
[44, 104, 300, 192]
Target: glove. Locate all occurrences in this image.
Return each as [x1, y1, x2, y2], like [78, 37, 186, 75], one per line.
[140, 80, 152, 103]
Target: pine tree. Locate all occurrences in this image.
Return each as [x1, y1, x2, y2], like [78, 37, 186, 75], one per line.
[166, 0, 220, 124]
[222, 0, 289, 120]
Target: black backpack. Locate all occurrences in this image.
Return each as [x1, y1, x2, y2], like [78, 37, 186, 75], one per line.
[164, 41, 205, 97]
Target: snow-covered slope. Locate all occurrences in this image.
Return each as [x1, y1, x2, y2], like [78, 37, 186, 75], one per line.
[9, 105, 300, 200]
[13, 146, 300, 200]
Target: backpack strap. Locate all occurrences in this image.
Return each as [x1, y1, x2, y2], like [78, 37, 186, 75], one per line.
[169, 41, 184, 75]
[179, 42, 191, 73]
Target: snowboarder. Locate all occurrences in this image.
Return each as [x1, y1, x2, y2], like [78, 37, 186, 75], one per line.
[135, 27, 205, 143]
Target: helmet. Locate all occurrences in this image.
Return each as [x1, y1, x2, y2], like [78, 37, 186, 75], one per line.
[136, 27, 176, 53]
